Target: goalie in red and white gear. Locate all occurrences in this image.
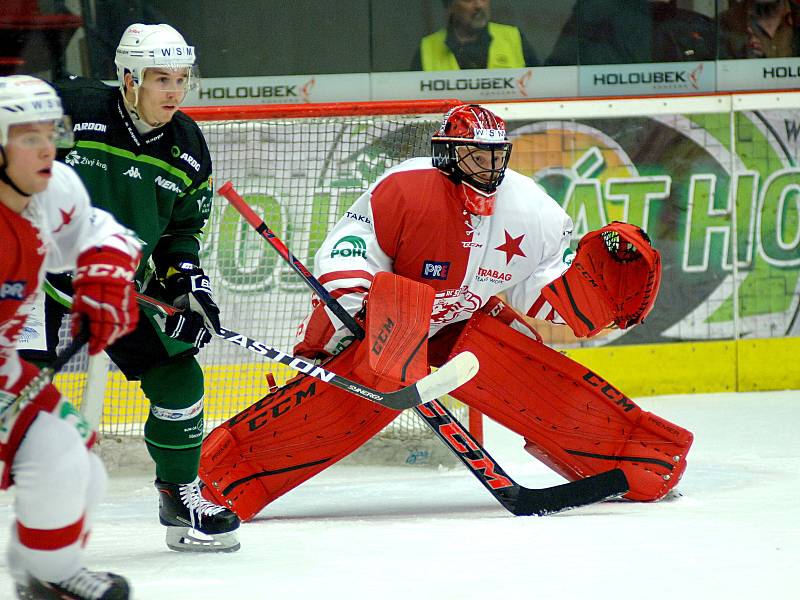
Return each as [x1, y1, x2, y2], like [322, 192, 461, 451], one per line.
[0, 76, 140, 600]
[200, 104, 692, 521]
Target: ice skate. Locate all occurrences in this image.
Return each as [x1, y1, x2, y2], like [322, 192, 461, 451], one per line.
[15, 568, 130, 600]
[155, 477, 241, 552]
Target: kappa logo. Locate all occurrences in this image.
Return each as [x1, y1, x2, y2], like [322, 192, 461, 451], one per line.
[421, 260, 450, 280]
[123, 165, 142, 179]
[331, 236, 367, 259]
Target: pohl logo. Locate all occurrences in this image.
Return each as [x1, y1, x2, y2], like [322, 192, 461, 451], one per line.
[331, 236, 367, 259]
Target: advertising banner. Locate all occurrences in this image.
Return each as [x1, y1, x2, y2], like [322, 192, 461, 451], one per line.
[579, 61, 716, 96]
[183, 74, 371, 106]
[370, 66, 576, 101]
[195, 106, 799, 365]
[718, 58, 800, 92]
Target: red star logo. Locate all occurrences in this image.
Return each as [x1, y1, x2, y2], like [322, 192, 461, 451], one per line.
[52, 206, 76, 233]
[495, 230, 526, 264]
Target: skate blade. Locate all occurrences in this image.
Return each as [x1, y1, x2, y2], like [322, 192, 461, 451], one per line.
[165, 526, 241, 553]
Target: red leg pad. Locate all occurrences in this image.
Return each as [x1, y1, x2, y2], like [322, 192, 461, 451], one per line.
[435, 311, 693, 501]
[200, 347, 399, 520]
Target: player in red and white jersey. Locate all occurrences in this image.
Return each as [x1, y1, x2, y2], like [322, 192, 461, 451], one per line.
[198, 105, 691, 521]
[0, 75, 140, 600]
[289, 104, 691, 503]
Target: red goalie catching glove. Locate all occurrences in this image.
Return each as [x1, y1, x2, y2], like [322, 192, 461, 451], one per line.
[543, 221, 661, 338]
[72, 246, 139, 355]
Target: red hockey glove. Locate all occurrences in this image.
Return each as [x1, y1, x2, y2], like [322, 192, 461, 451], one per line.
[482, 296, 542, 342]
[294, 297, 361, 359]
[542, 222, 661, 338]
[72, 247, 139, 355]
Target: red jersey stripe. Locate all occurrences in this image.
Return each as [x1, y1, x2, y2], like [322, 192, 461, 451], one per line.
[17, 515, 85, 551]
[318, 270, 375, 286]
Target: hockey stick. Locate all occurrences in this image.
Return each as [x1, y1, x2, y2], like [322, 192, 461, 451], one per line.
[136, 293, 477, 411]
[219, 181, 629, 515]
[1, 324, 89, 427]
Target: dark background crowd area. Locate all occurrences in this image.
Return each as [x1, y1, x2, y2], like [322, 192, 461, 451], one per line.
[2, 1, 798, 81]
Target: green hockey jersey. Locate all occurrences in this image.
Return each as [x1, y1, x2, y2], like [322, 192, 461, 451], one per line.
[55, 77, 213, 282]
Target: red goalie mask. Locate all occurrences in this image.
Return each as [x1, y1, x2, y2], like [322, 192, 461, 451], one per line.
[431, 104, 512, 216]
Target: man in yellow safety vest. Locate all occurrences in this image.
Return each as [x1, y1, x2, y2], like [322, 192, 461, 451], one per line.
[412, 0, 538, 70]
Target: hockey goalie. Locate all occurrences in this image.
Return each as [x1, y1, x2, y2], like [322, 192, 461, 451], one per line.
[200, 104, 693, 520]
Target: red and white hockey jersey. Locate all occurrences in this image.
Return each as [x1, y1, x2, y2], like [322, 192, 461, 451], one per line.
[307, 157, 574, 352]
[0, 161, 137, 397]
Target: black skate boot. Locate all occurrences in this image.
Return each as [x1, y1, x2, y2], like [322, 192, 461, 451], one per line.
[15, 568, 130, 600]
[155, 476, 241, 552]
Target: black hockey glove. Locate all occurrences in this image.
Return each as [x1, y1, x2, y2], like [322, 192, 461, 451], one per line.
[160, 263, 221, 349]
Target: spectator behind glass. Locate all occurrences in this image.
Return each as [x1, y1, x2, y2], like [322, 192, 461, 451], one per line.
[546, 0, 715, 65]
[411, 0, 539, 70]
[719, 0, 800, 58]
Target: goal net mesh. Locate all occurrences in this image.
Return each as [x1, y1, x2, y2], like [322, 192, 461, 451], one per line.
[53, 100, 471, 468]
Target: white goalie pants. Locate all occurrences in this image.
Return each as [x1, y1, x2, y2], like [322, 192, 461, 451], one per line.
[7, 410, 107, 584]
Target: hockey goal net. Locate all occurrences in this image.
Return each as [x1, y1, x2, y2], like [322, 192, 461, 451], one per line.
[53, 99, 478, 468]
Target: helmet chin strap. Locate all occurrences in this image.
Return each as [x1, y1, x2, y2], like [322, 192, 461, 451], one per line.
[0, 146, 32, 198]
[121, 87, 165, 132]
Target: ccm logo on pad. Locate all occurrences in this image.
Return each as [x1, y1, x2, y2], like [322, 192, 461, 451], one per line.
[421, 260, 450, 280]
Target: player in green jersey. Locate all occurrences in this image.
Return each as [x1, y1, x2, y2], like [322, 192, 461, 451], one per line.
[20, 23, 240, 553]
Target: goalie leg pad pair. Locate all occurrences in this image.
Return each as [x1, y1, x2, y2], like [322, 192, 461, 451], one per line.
[434, 310, 693, 501]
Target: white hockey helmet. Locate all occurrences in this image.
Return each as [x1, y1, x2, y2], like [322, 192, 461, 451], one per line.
[0, 75, 73, 147]
[115, 23, 199, 92]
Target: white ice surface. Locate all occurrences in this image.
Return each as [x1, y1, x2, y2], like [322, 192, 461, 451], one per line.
[1, 390, 798, 600]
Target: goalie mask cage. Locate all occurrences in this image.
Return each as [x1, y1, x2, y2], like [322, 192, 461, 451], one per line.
[54, 98, 480, 469]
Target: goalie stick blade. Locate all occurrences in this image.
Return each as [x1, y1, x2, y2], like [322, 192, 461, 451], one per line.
[414, 351, 479, 404]
[508, 468, 629, 516]
[378, 351, 479, 410]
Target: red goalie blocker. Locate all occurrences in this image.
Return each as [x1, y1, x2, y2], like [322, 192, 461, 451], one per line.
[430, 308, 693, 501]
[199, 273, 434, 520]
[543, 221, 661, 338]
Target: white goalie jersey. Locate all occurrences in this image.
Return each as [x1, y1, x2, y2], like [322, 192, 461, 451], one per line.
[301, 157, 574, 353]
